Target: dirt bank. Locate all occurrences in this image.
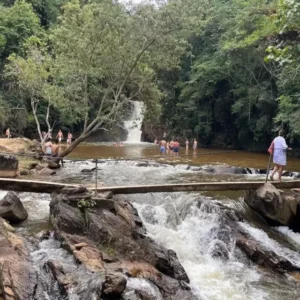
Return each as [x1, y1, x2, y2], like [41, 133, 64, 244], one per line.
[0, 138, 39, 175]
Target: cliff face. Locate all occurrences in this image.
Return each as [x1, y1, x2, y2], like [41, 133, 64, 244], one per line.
[86, 126, 128, 143]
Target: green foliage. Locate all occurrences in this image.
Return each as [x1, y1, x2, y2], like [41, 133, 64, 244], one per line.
[1, 0, 300, 149]
[0, 1, 41, 59]
[77, 198, 96, 210]
[159, 0, 299, 148]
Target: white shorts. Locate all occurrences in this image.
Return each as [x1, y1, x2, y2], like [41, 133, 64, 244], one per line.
[58, 137, 62, 142]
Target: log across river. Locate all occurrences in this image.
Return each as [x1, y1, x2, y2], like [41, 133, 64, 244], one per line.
[1, 177, 300, 194]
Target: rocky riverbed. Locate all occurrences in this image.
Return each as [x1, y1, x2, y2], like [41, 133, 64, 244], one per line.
[1, 152, 300, 299]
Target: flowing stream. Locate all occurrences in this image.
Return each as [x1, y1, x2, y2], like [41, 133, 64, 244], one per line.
[10, 143, 300, 299]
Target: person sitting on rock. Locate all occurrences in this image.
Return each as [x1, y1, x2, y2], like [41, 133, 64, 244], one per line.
[42, 139, 53, 156]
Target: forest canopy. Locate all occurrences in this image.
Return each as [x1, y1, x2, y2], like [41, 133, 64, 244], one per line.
[0, 0, 300, 150]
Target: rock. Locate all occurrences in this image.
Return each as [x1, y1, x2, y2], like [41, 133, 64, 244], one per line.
[49, 189, 195, 300]
[0, 192, 28, 223]
[38, 167, 56, 176]
[20, 169, 31, 176]
[0, 154, 18, 178]
[61, 186, 88, 195]
[236, 229, 300, 274]
[50, 199, 85, 235]
[47, 161, 61, 169]
[74, 242, 88, 249]
[136, 162, 150, 167]
[245, 183, 298, 226]
[28, 162, 39, 169]
[211, 165, 246, 174]
[0, 218, 42, 299]
[36, 230, 51, 240]
[102, 273, 127, 297]
[45, 260, 71, 289]
[81, 168, 96, 173]
[190, 167, 202, 171]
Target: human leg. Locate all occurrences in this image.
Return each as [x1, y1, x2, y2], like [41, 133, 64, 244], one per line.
[278, 166, 283, 181]
[270, 165, 278, 180]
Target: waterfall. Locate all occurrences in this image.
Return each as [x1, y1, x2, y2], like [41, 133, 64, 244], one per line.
[124, 101, 144, 143]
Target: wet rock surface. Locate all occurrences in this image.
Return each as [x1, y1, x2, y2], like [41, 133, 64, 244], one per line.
[0, 192, 28, 223]
[195, 198, 300, 276]
[245, 183, 300, 230]
[236, 230, 300, 274]
[49, 187, 196, 300]
[0, 217, 43, 300]
[38, 167, 56, 176]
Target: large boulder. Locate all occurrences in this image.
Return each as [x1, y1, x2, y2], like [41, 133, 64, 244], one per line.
[245, 183, 298, 227]
[0, 154, 18, 178]
[0, 192, 28, 223]
[102, 273, 127, 297]
[0, 218, 42, 299]
[38, 167, 56, 176]
[50, 187, 196, 300]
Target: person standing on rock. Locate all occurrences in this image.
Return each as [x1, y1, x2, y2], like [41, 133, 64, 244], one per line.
[270, 130, 292, 181]
[5, 128, 10, 139]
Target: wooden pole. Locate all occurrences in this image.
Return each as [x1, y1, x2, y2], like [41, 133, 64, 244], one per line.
[1, 178, 300, 194]
[94, 159, 98, 196]
[265, 154, 272, 183]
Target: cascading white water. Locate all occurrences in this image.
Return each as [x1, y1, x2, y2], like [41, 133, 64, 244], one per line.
[18, 158, 300, 300]
[124, 101, 144, 143]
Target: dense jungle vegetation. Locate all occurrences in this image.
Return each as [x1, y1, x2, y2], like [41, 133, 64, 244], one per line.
[0, 0, 299, 150]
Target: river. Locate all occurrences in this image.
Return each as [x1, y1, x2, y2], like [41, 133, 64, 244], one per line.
[12, 143, 300, 300]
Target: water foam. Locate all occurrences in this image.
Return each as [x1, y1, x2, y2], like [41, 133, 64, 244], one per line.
[276, 226, 300, 247]
[239, 222, 300, 267]
[134, 200, 267, 300]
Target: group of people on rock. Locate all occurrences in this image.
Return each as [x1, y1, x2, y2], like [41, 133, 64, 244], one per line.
[154, 138, 198, 156]
[42, 129, 73, 145]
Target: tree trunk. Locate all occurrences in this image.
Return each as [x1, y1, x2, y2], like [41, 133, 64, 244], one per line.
[58, 133, 90, 158]
[31, 100, 42, 142]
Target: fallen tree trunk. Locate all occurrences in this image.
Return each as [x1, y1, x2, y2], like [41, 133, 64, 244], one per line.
[0, 178, 81, 193]
[93, 180, 300, 194]
[1, 178, 300, 194]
